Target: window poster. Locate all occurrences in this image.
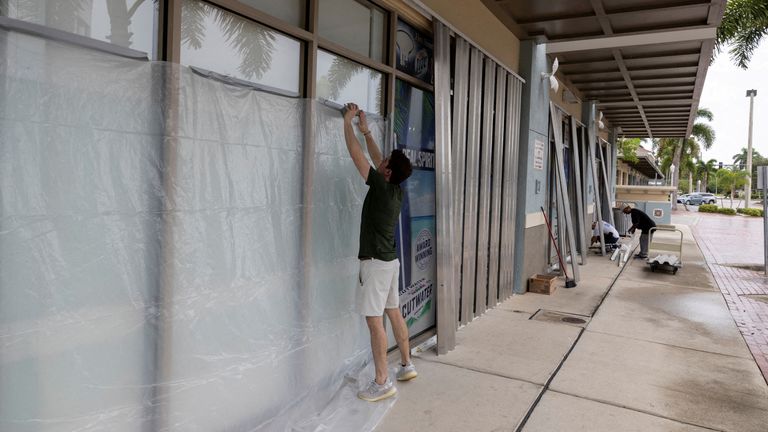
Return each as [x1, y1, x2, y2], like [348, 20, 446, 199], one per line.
[391, 79, 436, 342]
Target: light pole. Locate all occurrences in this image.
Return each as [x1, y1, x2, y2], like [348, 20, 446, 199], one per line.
[746, 89, 757, 208]
[697, 179, 701, 193]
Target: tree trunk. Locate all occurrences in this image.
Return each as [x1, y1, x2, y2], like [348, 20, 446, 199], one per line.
[689, 172, 693, 193]
[671, 139, 684, 210]
[730, 186, 735, 208]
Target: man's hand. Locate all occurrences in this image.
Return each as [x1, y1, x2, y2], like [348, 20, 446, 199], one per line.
[342, 103, 371, 181]
[344, 103, 360, 123]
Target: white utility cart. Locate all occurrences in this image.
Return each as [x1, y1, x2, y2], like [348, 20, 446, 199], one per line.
[647, 225, 683, 274]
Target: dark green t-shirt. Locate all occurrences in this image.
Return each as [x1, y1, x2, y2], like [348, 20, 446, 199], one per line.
[359, 166, 403, 261]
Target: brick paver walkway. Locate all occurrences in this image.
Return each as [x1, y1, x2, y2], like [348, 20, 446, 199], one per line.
[691, 213, 768, 381]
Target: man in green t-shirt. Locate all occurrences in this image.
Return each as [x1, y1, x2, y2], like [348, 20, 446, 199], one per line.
[342, 102, 416, 402]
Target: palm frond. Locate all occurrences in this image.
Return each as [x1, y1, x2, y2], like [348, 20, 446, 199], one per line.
[691, 123, 715, 150]
[696, 108, 714, 122]
[214, 9, 276, 80]
[716, 0, 768, 69]
[181, 0, 207, 50]
[327, 58, 366, 100]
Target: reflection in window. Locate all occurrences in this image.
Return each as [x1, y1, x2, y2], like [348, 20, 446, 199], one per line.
[0, 0, 158, 57]
[316, 50, 383, 116]
[181, 0, 300, 95]
[318, 0, 384, 62]
[395, 79, 435, 150]
[237, 0, 305, 27]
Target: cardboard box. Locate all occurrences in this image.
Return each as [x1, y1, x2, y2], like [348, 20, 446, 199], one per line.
[528, 274, 558, 295]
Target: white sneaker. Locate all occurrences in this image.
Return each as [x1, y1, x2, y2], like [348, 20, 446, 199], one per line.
[357, 378, 397, 402]
[396, 362, 418, 381]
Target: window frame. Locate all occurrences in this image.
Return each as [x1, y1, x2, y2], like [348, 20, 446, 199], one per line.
[162, 0, 433, 107]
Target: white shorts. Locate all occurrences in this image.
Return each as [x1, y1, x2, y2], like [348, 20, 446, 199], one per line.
[356, 258, 400, 316]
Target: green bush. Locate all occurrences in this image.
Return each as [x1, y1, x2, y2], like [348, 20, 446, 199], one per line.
[737, 208, 764, 217]
[717, 207, 737, 215]
[699, 204, 718, 213]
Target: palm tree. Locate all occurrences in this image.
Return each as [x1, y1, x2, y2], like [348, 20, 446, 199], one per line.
[716, 0, 768, 69]
[699, 159, 717, 192]
[733, 147, 765, 167]
[667, 108, 715, 209]
[732, 148, 767, 198]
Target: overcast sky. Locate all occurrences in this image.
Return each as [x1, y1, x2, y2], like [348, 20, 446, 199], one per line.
[698, 42, 768, 165]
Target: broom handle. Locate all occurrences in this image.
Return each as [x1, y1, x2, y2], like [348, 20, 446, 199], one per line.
[540, 206, 569, 279]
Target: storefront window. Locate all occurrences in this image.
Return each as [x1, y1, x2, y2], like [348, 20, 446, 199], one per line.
[318, 0, 385, 62]
[180, 0, 301, 95]
[237, 0, 305, 27]
[316, 50, 383, 115]
[0, 0, 158, 57]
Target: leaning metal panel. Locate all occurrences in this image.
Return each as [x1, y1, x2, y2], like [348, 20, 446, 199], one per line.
[598, 139, 615, 226]
[587, 103, 607, 256]
[501, 77, 522, 300]
[460, 47, 483, 323]
[452, 37, 470, 325]
[474, 57, 496, 315]
[549, 103, 580, 282]
[433, 21, 456, 354]
[571, 120, 587, 265]
[487, 65, 506, 305]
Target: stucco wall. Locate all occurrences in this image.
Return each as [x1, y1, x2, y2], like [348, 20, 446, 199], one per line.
[419, 0, 520, 72]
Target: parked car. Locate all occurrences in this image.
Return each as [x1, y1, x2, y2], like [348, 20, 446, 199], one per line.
[677, 194, 689, 204]
[698, 193, 717, 204]
[683, 193, 716, 205]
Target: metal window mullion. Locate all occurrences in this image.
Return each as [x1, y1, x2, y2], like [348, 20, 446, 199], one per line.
[474, 57, 495, 315]
[433, 21, 456, 354]
[452, 37, 471, 325]
[487, 65, 506, 306]
[460, 47, 483, 323]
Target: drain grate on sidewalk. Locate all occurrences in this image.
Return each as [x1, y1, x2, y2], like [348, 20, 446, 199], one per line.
[530, 309, 590, 328]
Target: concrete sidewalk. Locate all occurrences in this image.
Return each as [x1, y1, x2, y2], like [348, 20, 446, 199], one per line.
[375, 221, 768, 432]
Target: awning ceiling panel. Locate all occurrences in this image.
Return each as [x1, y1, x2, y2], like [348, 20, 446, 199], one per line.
[482, 0, 726, 139]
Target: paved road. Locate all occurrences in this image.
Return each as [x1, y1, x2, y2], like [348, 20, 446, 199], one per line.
[687, 211, 768, 382]
[677, 198, 764, 211]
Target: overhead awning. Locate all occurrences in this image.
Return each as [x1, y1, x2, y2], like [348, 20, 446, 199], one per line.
[482, 0, 726, 139]
[620, 146, 664, 179]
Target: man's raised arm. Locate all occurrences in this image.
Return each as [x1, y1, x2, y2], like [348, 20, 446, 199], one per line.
[358, 111, 383, 168]
[343, 103, 372, 180]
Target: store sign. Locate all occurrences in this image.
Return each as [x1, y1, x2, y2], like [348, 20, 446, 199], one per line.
[396, 20, 433, 84]
[394, 80, 436, 335]
[533, 139, 545, 170]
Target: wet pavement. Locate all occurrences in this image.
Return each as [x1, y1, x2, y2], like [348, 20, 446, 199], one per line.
[374, 218, 768, 431]
[688, 210, 768, 381]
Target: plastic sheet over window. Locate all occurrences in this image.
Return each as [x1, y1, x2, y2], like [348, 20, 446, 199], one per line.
[0, 29, 396, 432]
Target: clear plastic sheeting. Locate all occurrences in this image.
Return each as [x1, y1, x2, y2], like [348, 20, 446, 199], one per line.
[0, 29, 395, 431]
